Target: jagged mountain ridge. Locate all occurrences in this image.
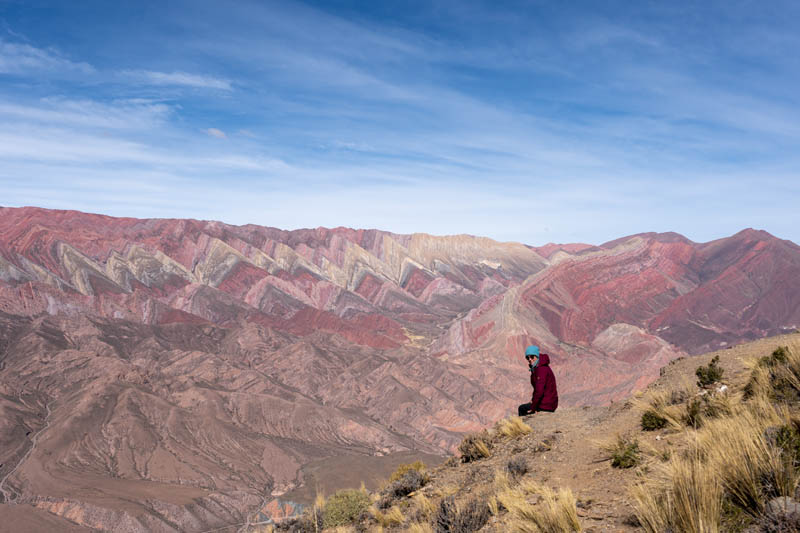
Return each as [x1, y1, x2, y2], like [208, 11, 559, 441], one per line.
[1, 206, 800, 531]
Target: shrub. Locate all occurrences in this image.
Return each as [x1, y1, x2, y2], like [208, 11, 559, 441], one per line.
[379, 468, 429, 508]
[682, 393, 734, 428]
[634, 358, 800, 532]
[696, 355, 724, 388]
[322, 488, 371, 528]
[458, 430, 492, 463]
[633, 384, 694, 432]
[774, 421, 800, 466]
[495, 416, 533, 439]
[641, 409, 668, 431]
[389, 460, 427, 482]
[744, 346, 800, 403]
[434, 496, 490, 533]
[607, 436, 640, 469]
[684, 398, 705, 428]
[506, 455, 529, 478]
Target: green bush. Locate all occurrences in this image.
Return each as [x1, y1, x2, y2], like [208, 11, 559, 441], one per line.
[696, 355, 724, 388]
[744, 346, 800, 402]
[684, 398, 704, 428]
[641, 409, 668, 431]
[773, 420, 800, 467]
[322, 489, 371, 528]
[611, 438, 640, 469]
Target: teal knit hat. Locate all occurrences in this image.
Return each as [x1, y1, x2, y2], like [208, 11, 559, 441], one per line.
[525, 345, 540, 357]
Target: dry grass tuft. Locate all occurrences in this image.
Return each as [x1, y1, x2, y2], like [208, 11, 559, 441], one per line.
[408, 522, 434, 533]
[631, 453, 723, 533]
[498, 481, 581, 532]
[697, 407, 798, 515]
[632, 343, 800, 531]
[458, 430, 493, 462]
[495, 416, 533, 439]
[411, 492, 435, 521]
[371, 505, 404, 528]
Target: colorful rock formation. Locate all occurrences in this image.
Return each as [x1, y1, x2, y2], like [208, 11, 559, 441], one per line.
[1, 206, 799, 530]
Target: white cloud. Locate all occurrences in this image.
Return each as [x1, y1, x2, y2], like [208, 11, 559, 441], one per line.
[206, 127, 227, 138]
[0, 99, 170, 130]
[124, 69, 232, 90]
[0, 39, 94, 75]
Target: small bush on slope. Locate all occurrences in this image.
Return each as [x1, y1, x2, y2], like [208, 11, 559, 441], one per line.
[633, 382, 694, 431]
[744, 346, 800, 402]
[682, 391, 735, 428]
[602, 435, 641, 469]
[696, 355, 725, 388]
[641, 409, 668, 431]
[434, 496, 490, 533]
[506, 455, 529, 478]
[389, 460, 427, 482]
[321, 488, 371, 528]
[379, 468, 429, 508]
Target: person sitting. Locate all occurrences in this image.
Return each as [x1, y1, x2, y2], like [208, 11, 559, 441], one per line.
[518, 345, 558, 416]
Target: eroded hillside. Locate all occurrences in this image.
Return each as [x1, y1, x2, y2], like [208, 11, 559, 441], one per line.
[2, 206, 800, 531]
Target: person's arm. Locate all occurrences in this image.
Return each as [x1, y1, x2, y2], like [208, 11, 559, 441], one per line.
[530, 369, 545, 410]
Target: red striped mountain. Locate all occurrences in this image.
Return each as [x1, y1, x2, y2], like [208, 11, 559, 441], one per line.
[1, 206, 799, 531]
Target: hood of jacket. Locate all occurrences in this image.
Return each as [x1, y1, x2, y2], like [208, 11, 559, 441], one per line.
[538, 353, 551, 366]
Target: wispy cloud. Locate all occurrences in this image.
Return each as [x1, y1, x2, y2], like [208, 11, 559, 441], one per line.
[0, 39, 94, 75]
[123, 69, 232, 90]
[0, 98, 170, 129]
[205, 127, 227, 138]
[0, 1, 798, 245]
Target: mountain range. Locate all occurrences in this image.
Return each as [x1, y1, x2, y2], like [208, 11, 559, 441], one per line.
[1, 205, 799, 531]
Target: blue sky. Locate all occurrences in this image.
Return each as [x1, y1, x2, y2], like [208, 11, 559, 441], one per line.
[1, 0, 798, 245]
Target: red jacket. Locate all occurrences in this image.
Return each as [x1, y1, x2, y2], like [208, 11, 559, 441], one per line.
[530, 353, 558, 411]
